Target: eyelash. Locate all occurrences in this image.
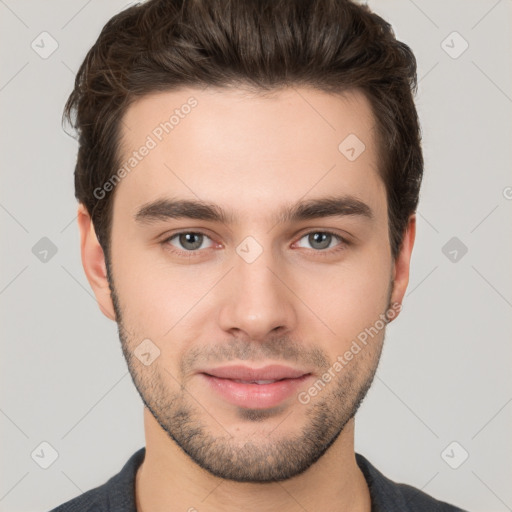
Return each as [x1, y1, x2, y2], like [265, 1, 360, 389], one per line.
[161, 230, 350, 258]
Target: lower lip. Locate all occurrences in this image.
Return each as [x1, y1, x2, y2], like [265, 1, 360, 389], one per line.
[200, 373, 312, 409]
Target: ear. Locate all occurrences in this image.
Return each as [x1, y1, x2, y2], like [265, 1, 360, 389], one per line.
[389, 214, 416, 321]
[77, 203, 116, 321]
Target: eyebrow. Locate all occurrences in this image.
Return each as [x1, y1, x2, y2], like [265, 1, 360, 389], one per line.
[133, 195, 373, 226]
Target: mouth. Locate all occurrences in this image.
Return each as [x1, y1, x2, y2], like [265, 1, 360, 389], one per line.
[198, 364, 313, 409]
[200, 363, 310, 381]
[222, 378, 289, 384]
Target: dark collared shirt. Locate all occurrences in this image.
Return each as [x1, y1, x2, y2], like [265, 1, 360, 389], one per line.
[48, 447, 469, 511]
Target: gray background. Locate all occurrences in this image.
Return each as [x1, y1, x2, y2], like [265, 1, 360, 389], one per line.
[1, 1, 511, 511]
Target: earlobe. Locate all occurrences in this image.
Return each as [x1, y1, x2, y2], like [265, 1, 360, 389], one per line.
[77, 203, 116, 322]
[389, 214, 416, 320]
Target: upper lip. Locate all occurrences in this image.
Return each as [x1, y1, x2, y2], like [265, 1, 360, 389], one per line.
[201, 364, 310, 381]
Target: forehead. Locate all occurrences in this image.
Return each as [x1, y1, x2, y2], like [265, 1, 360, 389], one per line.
[114, 86, 385, 224]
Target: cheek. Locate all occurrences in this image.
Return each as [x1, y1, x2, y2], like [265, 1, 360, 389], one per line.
[112, 247, 220, 341]
[111, 221, 392, 352]
[300, 244, 392, 344]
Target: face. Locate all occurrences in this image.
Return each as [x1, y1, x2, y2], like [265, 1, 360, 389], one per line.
[83, 86, 413, 483]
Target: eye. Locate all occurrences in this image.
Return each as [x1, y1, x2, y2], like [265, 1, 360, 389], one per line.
[161, 229, 349, 258]
[295, 231, 347, 252]
[165, 232, 214, 253]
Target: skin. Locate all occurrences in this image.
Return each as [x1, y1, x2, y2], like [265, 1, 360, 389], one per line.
[78, 86, 415, 512]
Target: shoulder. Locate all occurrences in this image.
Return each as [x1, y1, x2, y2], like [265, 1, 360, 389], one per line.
[355, 453, 469, 512]
[48, 447, 146, 512]
[49, 483, 109, 512]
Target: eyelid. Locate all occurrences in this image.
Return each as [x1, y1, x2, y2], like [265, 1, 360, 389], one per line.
[162, 230, 219, 255]
[161, 228, 351, 257]
[293, 229, 349, 250]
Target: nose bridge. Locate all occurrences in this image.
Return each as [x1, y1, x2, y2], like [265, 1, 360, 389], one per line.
[218, 239, 296, 339]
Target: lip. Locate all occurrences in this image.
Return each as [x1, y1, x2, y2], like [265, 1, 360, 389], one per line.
[199, 365, 313, 409]
[200, 364, 309, 381]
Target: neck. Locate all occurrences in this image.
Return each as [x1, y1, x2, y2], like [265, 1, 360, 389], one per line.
[135, 408, 371, 512]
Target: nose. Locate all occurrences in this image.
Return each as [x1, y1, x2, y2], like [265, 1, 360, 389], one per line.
[217, 246, 298, 341]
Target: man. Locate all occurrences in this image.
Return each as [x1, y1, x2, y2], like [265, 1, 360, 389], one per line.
[51, 0, 468, 510]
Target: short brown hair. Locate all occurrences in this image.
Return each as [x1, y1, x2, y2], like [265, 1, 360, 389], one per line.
[64, 0, 423, 264]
